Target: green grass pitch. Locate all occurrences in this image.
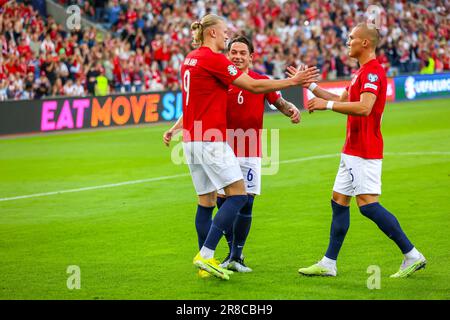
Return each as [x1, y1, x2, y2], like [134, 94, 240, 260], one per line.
[0, 98, 449, 300]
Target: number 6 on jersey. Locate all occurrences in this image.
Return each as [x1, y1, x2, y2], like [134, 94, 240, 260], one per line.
[238, 90, 244, 105]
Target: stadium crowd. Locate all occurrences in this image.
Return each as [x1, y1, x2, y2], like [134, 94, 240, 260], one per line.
[1, 0, 449, 100]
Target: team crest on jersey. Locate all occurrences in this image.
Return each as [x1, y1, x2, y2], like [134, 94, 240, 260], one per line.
[368, 73, 378, 82]
[228, 65, 238, 76]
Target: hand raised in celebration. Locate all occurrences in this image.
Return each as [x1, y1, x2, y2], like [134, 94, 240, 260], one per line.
[286, 65, 319, 88]
[288, 65, 320, 87]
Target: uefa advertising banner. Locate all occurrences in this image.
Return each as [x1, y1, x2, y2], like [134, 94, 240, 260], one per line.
[302, 78, 396, 105]
[395, 73, 450, 101]
[0, 87, 301, 136]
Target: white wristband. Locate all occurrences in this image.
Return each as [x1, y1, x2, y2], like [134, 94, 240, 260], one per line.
[308, 83, 318, 92]
[326, 101, 334, 110]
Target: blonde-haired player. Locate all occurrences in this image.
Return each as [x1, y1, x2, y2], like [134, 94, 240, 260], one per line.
[174, 14, 319, 280]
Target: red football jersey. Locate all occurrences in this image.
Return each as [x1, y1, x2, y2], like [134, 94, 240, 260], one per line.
[343, 59, 386, 159]
[227, 70, 281, 157]
[181, 47, 242, 142]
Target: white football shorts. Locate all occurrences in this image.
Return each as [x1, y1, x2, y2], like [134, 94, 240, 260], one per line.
[218, 157, 262, 196]
[183, 142, 244, 195]
[333, 153, 382, 196]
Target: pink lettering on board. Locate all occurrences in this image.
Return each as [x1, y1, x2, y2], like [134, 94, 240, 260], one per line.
[72, 99, 90, 128]
[55, 100, 74, 130]
[41, 101, 57, 131]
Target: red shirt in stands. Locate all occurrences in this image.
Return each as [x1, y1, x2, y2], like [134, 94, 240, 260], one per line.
[164, 66, 178, 85]
[377, 53, 390, 72]
[181, 46, 242, 142]
[343, 59, 386, 159]
[0, 64, 6, 80]
[226, 70, 280, 157]
[126, 10, 137, 24]
[17, 43, 32, 59]
[152, 40, 164, 61]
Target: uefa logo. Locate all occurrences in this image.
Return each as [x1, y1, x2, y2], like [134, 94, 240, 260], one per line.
[228, 65, 238, 76]
[405, 76, 416, 100]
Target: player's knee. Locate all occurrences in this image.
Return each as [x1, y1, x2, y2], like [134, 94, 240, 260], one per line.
[233, 194, 248, 207]
[224, 179, 246, 196]
[240, 195, 255, 216]
[198, 193, 217, 207]
[359, 202, 379, 219]
[332, 191, 351, 206]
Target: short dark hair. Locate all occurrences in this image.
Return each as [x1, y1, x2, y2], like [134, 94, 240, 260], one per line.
[228, 36, 254, 54]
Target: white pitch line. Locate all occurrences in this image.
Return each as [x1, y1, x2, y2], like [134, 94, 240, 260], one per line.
[0, 173, 190, 202]
[385, 151, 450, 156]
[1, 151, 449, 202]
[278, 153, 339, 164]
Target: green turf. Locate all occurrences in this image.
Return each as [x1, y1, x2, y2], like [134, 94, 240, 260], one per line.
[0, 98, 449, 300]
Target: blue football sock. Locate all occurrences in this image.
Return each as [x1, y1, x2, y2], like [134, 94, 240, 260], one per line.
[216, 197, 233, 254]
[359, 202, 414, 254]
[325, 200, 350, 260]
[231, 195, 254, 261]
[203, 195, 248, 251]
[195, 204, 214, 250]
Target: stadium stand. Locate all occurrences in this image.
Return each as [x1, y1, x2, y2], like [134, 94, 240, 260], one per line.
[0, 0, 449, 100]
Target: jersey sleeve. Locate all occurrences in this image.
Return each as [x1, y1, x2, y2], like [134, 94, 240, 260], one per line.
[258, 74, 281, 104]
[265, 90, 281, 104]
[203, 53, 243, 86]
[360, 69, 382, 95]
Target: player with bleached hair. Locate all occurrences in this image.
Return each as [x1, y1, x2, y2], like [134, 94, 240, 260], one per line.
[165, 35, 303, 276]
[174, 14, 319, 280]
[292, 23, 426, 278]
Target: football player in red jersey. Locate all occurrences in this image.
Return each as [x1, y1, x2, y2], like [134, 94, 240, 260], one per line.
[165, 14, 318, 280]
[292, 23, 426, 278]
[166, 35, 302, 274]
[217, 36, 301, 273]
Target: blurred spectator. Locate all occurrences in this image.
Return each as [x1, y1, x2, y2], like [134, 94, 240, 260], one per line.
[420, 50, 436, 74]
[86, 62, 101, 95]
[377, 49, 390, 73]
[63, 78, 76, 96]
[95, 67, 109, 96]
[34, 72, 51, 98]
[94, 0, 108, 22]
[131, 63, 143, 92]
[1, 0, 449, 101]
[73, 78, 86, 96]
[51, 77, 64, 96]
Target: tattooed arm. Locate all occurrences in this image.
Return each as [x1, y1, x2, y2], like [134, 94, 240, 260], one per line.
[272, 97, 301, 124]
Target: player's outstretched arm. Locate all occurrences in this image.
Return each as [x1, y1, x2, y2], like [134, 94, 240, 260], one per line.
[232, 66, 320, 94]
[309, 85, 347, 102]
[163, 115, 183, 146]
[286, 66, 347, 102]
[307, 92, 377, 116]
[273, 98, 301, 124]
